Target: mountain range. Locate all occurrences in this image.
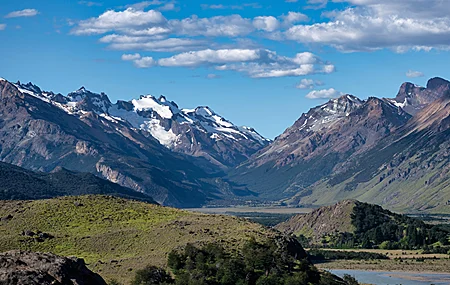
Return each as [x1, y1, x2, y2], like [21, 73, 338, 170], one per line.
[228, 77, 450, 212]
[1, 76, 450, 212]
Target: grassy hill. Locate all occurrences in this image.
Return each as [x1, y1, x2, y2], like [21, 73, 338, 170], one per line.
[276, 200, 357, 244]
[276, 200, 450, 250]
[0, 195, 303, 283]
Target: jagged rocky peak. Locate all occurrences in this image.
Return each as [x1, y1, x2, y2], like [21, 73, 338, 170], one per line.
[320, 94, 363, 114]
[2, 76, 269, 167]
[16, 81, 42, 94]
[67, 87, 112, 114]
[427, 77, 450, 90]
[287, 94, 364, 134]
[391, 77, 450, 115]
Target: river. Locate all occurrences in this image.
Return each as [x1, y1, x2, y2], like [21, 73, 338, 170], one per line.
[329, 269, 450, 285]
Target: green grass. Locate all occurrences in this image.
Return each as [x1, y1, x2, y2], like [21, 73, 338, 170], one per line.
[0, 195, 281, 283]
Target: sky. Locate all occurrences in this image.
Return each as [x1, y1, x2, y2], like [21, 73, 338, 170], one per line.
[1, 0, 450, 139]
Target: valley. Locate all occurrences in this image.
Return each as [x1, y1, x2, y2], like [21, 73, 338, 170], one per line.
[2, 1, 450, 284]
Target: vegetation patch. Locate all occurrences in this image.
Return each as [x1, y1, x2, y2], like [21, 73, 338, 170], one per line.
[0, 195, 293, 283]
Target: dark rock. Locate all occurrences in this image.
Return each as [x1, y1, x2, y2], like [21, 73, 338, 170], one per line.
[22, 230, 35, 237]
[1, 214, 13, 222]
[0, 250, 107, 285]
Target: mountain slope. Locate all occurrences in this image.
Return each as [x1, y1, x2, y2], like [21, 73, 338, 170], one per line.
[0, 161, 155, 203]
[227, 94, 411, 200]
[14, 80, 269, 169]
[0, 78, 222, 207]
[0, 195, 306, 283]
[292, 90, 450, 213]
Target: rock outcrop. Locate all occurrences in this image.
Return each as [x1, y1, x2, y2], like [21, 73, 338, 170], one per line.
[0, 250, 107, 285]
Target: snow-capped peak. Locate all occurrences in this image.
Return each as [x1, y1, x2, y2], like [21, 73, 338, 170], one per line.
[7, 79, 270, 165]
[131, 94, 179, 119]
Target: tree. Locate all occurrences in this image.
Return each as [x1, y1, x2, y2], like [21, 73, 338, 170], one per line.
[131, 265, 174, 285]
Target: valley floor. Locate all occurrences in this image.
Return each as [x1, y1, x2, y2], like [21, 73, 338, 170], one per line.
[187, 206, 314, 214]
[312, 249, 450, 273]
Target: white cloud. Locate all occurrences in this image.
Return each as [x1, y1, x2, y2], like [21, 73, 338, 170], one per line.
[121, 53, 155, 67]
[306, 88, 343, 99]
[142, 49, 336, 78]
[70, 6, 338, 80]
[78, 1, 103, 7]
[296, 78, 324, 89]
[121, 53, 142, 60]
[108, 38, 206, 52]
[70, 8, 166, 35]
[201, 3, 262, 10]
[284, 0, 450, 52]
[5, 9, 39, 18]
[127, 1, 164, 10]
[159, 3, 178, 11]
[253, 16, 280, 32]
[170, 15, 254, 37]
[134, 56, 155, 68]
[406, 70, 424, 78]
[281, 12, 309, 25]
[158, 49, 260, 67]
[304, 0, 328, 9]
[0, 24, 6, 31]
[206, 73, 221, 79]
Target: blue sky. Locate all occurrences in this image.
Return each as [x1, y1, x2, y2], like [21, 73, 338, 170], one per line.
[1, 0, 450, 138]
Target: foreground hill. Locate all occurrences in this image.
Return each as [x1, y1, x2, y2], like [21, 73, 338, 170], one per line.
[0, 195, 305, 283]
[276, 200, 450, 249]
[0, 161, 155, 203]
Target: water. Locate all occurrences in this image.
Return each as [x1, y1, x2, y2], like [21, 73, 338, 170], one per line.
[329, 269, 450, 285]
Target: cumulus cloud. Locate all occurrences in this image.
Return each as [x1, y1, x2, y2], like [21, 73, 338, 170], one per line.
[306, 88, 343, 99]
[71, 6, 339, 79]
[134, 56, 155, 67]
[406, 70, 424, 78]
[284, 0, 450, 52]
[121, 53, 155, 67]
[253, 16, 280, 32]
[71, 8, 166, 35]
[5, 9, 39, 18]
[281, 12, 309, 25]
[0, 24, 5, 30]
[296, 78, 324, 89]
[123, 49, 335, 78]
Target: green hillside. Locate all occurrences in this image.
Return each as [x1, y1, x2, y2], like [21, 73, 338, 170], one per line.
[0, 195, 305, 283]
[277, 200, 450, 250]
